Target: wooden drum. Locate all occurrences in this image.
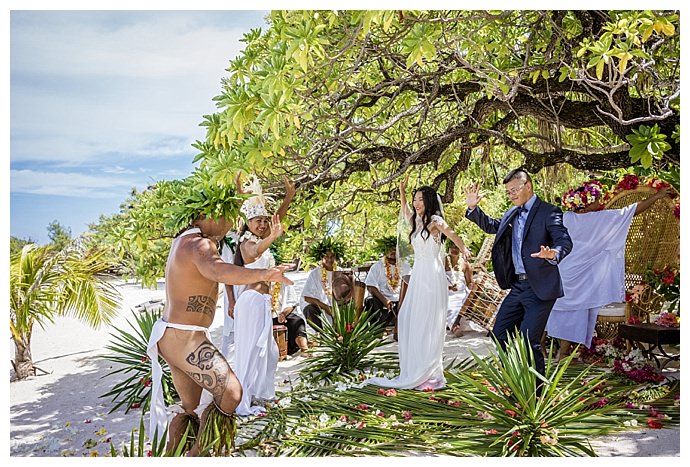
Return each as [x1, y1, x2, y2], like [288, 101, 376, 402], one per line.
[273, 325, 288, 361]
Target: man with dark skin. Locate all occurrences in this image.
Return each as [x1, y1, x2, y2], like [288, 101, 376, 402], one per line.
[148, 212, 293, 455]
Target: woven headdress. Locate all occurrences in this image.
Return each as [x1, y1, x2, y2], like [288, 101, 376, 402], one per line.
[240, 175, 270, 220]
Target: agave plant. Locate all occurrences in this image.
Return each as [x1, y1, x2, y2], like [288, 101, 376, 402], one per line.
[301, 300, 398, 383]
[233, 334, 679, 457]
[100, 309, 178, 413]
[447, 334, 625, 456]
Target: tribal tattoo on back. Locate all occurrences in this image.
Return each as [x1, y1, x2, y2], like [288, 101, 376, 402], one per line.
[185, 341, 228, 404]
[185, 295, 215, 317]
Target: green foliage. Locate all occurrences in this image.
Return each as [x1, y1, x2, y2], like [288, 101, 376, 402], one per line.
[196, 406, 236, 456]
[626, 124, 672, 169]
[301, 301, 397, 383]
[644, 265, 680, 314]
[373, 235, 397, 255]
[109, 414, 196, 457]
[235, 349, 679, 456]
[47, 219, 72, 250]
[10, 236, 34, 257]
[10, 242, 121, 378]
[86, 10, 680, 287]
[307, 237, 347, 263]
[100, 309, 178, 413]
[454, 334, 619, 456]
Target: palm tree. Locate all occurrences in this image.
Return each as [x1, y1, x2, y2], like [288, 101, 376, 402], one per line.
[10, 242, 121, 380]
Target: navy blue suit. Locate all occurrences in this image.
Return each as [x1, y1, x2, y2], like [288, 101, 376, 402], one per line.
[466, 197, 572, 384]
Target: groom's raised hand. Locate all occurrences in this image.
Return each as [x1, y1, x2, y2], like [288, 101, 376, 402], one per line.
[465, 182, 483, 210]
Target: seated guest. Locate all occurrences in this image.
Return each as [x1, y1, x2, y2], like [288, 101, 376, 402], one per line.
[271, 281, 309, 355]
[364, 235, 411, 326]
[445, 241, 474, 337]
[299, 238, 346, 332]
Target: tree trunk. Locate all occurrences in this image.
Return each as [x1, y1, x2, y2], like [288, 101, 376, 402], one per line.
[12, 336, 35, 380]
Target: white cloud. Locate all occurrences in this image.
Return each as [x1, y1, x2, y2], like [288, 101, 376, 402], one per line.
[10, 11, 266, 165]
[11, 169, 140, 198]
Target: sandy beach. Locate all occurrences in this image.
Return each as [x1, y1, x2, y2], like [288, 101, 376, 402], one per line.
[9, 275, 681, 457]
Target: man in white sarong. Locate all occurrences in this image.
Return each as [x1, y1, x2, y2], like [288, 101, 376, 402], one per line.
[146, 204, 293, 455]
[546, 181, 671, 361]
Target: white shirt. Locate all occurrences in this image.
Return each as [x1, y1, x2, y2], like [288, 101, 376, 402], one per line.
[299, 266, 333, 309]
[364, 258, 412, 302]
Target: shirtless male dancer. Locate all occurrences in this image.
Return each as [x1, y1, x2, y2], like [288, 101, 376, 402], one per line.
[146, 211, 293, 455]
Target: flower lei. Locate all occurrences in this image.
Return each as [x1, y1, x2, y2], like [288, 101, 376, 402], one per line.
[241, 230, 264, 244]
[321, 264, 337, 297]
[271, 282, 282, 315]
[562, 180, 604, 211]
[384, 256, 400, 291]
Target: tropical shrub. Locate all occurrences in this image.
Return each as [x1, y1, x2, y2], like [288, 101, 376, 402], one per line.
[301, 300, 398, 383]
[100, 309, 178, 413]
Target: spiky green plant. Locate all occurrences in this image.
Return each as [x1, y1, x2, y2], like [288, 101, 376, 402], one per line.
[197, 405, 236, 456]
[450, 334, 624, 456]
[232, 336, 680, 457]
[301, 300, 398, 383]
[100, 309, 178, 413]
[110, 414, 207, 457]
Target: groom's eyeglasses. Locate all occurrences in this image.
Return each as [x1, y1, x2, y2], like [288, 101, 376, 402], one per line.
[505, 183, 526, 197]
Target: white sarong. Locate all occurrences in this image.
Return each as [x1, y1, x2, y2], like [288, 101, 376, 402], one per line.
[233, 289, 279, 416]
[146, 319, 211, 444]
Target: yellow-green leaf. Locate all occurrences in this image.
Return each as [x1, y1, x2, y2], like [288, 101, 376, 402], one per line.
[596, 59, 605, 80]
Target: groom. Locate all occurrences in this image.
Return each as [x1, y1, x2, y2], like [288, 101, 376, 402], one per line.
[465, 168, 572, 392]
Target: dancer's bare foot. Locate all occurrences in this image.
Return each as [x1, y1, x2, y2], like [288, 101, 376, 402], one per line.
[167, 410, 198, 456]
[451, 325, 464, 337]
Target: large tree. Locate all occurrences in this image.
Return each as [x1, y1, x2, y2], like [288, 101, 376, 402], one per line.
[197, 10, 679, 201]
[88, 10, 680, 285]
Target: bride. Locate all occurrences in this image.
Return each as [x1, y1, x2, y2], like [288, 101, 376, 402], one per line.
[368, 176, 470, 390]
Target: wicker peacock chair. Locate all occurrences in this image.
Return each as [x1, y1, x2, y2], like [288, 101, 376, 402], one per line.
[595, 186, 680, 338]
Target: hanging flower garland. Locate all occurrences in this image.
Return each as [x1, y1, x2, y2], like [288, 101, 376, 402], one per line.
[384, 256, 400, 291]
[321, 264, 337, 297]
[271, 282, 282, 316]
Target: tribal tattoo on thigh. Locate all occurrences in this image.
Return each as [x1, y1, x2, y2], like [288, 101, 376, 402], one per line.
[185, 295, 215, 317]
[185, 341, 228, 403]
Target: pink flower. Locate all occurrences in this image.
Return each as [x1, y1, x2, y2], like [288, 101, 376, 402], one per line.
[345, 323, 353, 333]
[384, 389, 398, 397]
[130, 403, 141, 409]
[356, 404, 369, 411]
[402, 410, 412, 422]
[673, 203, 680, 219]
[484, 429, 498, 435]
[504, 410, 517, 417]
[627, 316, 641, 325]
[646, 418, 663, 429]
[422, 387, 434, 392]
[377, 388, 386, 395]
[339, 415, 349, 422]
[141, 355, 148, 362]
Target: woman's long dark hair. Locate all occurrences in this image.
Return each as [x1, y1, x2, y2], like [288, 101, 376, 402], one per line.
[409, 186, 446, 243]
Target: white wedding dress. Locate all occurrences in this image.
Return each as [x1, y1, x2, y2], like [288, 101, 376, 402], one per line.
[367, 215, 448, 390]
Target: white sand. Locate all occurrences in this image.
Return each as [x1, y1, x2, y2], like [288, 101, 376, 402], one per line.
[9, 274, 680, 457]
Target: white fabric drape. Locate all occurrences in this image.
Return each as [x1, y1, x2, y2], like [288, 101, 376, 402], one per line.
[546, 204, 636, 346]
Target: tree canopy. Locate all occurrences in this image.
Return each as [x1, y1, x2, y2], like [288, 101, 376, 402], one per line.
[87, 10, 681, 286]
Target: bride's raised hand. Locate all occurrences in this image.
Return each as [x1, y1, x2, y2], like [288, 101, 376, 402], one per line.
[399, 174, 409, 195]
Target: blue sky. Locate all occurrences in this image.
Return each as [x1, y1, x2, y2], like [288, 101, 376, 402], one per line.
[9, 10, 270, 244]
